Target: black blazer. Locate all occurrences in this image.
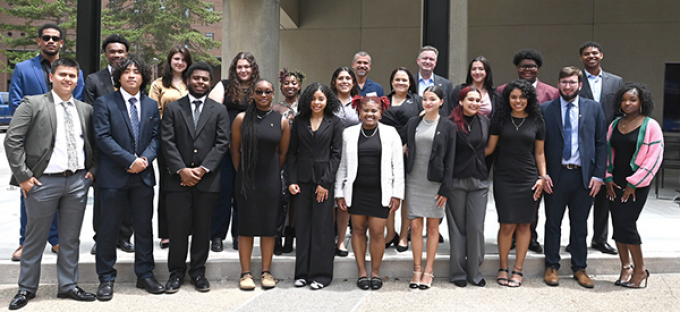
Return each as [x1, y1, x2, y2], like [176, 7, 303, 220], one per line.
[578, 70, 624, 125]
[161, 96, 231, 193]
[450, 83, 501, 118]
[453, 114, 491, 179]
[287, 115, 344, 190]
[84, 68, 115, 105]
[405, 115, 456, 197]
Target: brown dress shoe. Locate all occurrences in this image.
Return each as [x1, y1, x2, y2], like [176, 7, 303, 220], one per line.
[51, 244, 59, 254]
[11, 245, 23, 262]
[544, 268, 559, 286]
[573, 269, 594, 288]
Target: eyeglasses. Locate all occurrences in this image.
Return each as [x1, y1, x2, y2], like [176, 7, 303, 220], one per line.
[559, 81, 579, 86]
[518, 65, 538, 70]
[41, 35, 61, 42]
[254, 90, 274, 95]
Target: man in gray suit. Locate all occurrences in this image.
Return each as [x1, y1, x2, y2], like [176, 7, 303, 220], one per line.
[5, 58, 98, 310]
[416, 45, 454, 118]
[578, 41, 624, 255]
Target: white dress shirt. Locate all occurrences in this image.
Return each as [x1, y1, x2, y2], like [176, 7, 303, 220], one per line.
[586, 68, 603, 103]
[44, 90, 85, 173]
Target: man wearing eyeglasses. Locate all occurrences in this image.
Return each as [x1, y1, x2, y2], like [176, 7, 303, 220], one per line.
[497, 48, 559, 254]
[8, 23, 85, 263]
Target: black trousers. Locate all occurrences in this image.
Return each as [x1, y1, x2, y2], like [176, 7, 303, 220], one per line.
[167, 188, 217, 279]
[93, 186, 134, 242]
[294, 182, 334, 286]
[591, 188, 611, 244]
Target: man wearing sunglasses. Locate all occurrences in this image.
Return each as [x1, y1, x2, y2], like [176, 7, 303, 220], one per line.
[8, 23, 85, 263]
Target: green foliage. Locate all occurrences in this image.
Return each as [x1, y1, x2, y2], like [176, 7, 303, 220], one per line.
[0, 0, 78, 73]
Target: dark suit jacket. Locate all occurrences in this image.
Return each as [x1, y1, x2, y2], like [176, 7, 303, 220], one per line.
[287, 115, 343, 190]
[405, 115, 456, 197]
[540, 97, 607, 188]
[9, 55, 85, 114]
[161, 96, 230, 193]
[453, 114, 491, 179]
[5, 92, 97, 186]
[84, 68, 115, 105]
[450, 83, 500, 117]
[497, 79, 559, 104]
[93, 90, 160, 188]
[578, 70, 623, 125]
[432, 74, 455, 119]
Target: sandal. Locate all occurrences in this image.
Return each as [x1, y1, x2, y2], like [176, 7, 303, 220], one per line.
[615, 265, 634, 286]
[508, 269, 523, 287]
[409, 269, 422, 289]
[497, 268, 509, 286]
[239, 272, 256, 290]
[419, 272, 434, 290]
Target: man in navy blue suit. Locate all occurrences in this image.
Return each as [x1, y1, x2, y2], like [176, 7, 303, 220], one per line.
[541, 66, 606, 289]
[8, 23, 85, 262]
[93, 57, 163, 300]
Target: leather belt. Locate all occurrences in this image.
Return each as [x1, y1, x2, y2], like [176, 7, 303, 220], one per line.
[43, 169, 83, 177]
[561, 164, 581, 170]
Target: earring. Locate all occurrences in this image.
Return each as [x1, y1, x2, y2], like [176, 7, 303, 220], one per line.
[619, 107, 625, 115]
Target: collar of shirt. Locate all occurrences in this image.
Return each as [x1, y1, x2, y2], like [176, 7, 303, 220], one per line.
[585, 68, 602, 79]
[51, 89, 73, 106]
[188, 94, 206, 113]
[531, 79, 538, 90]
[120, 87, 140, 104]
[560, 95, 580, 109]
[418, 73, 434, 84]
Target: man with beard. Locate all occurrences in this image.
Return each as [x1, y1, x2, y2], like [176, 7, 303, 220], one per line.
[352, 51, 384, 97]
[83, 34, 135, 255]
[577, 41, 624, 255]
[160, 62, 230, 293]
[8, 23, 85, 262]
[541, 66, 606, 289]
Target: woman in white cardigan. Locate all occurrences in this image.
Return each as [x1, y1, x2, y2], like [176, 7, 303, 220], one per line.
[335, 95, 404, 290]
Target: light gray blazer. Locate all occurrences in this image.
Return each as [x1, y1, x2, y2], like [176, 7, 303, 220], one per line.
[334, 122, 404, 207]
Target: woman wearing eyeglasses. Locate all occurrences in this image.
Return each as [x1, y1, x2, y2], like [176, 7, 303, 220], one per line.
[231, 79, 291, 290]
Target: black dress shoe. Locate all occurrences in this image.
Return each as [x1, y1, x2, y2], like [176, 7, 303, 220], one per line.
[136, 277, 165, 294]
[438, 234, 444, 243]
[528, 239, 543, 253]
[90, 244, 97, 255]
[117, 240, 135, 253]
[565, 244, 571, 253]
[471, 279, 486, 287]
[9, 290, 34, 310]
[96, 281, 114, 301]
[57, 286, 96, 302]
[211, 238, 223, 252]
[396, 244, 409, 253]
[452, 280, 467, 287]
[191, 276, 210, 292]
[273, 237, 283, 255]
[160, 240, 170, 249]
[232, 238, 238, 250]
[592, 241, 618, 255]
[385, 232, 399, 248]
[165, 277, 182, 294]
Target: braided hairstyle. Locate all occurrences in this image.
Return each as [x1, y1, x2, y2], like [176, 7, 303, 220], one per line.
[239, 79, 274, 193]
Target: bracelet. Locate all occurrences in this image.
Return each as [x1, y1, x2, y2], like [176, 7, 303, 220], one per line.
[538, 175, 548, 180]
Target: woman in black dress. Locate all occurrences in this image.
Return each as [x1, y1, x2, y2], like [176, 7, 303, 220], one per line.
[335, 96, 404, 290]
[287, 83, 343, 290]
[208, 52, 261, 252]
[485, 79, 547, 287]
[381, 67, 422, 252]
[605, 83, 663, 288]
[231, 79, 291, 290]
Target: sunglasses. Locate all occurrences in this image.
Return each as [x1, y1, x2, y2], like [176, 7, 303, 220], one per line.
[254, 90, 274, 95]
[41, 35, 61, 42]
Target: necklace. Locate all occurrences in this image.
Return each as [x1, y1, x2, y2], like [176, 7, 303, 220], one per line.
[465, 114, 477, 132]
[361, 126, 378, 138]
[423, 116, 439, 126]
[256, 108, 274, 119]
[621, 115, 643, 128]
[511, 116, 526, 131]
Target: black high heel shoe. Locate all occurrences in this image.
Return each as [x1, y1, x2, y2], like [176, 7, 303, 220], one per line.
[622, 269, 649, 288]
[385, 232, 399, 249]
[614, 265, 634, 286]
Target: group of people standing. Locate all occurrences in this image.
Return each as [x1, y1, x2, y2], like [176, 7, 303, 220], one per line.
[4, 23, 664, 310]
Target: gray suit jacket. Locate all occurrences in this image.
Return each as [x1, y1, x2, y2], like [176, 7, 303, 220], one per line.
[4, 92, 98, 186]
[83, 68, 115, 105]
[579, 69, 623, 125]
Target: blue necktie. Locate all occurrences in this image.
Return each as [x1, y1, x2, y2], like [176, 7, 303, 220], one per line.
[563, 102, 573, 160]
[129, 97, 139, 154]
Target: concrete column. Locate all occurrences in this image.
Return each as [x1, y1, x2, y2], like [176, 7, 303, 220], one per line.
[222, 0, 280, 83]
[448, 0, 468, 84]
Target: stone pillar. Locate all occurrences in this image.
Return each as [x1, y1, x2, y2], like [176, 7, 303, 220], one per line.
[222, 0, 280, 83]
[449, 0, 468, 85]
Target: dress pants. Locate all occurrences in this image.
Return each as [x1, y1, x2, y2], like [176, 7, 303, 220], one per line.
[20, 195, 59, 246]
[157, 153, 170, 239]
[167, 189, 217, 279]
[446, 178, 488, 284]
[19, 171, 90, 293]
[211, 152, 238, 240]
[96, 175, 155, 281]
[544, 168, 593, 272]
[294, 182, 334, 286]
[591, 188, 611, 244]
[93, 186, 134, 242]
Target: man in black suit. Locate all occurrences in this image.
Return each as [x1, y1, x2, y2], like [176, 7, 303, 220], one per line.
[416, 46, 454, 118]
[93, 57, 163, 300]
[161, 62, 230, 294]
[83, 34, 134, 255]
[578, 41, 624, 255]
[542, 66, 607, 289]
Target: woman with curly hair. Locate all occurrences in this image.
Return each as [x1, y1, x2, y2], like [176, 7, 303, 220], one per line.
[208, 52, 261, 252]
[335, 95, 404, 290]
[287, 83, 343, 290]
[274, 68, 306, 125]
[231, 79, 290, 290]
[485, 79, 547, 287]
[605, 82, 663, 288]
